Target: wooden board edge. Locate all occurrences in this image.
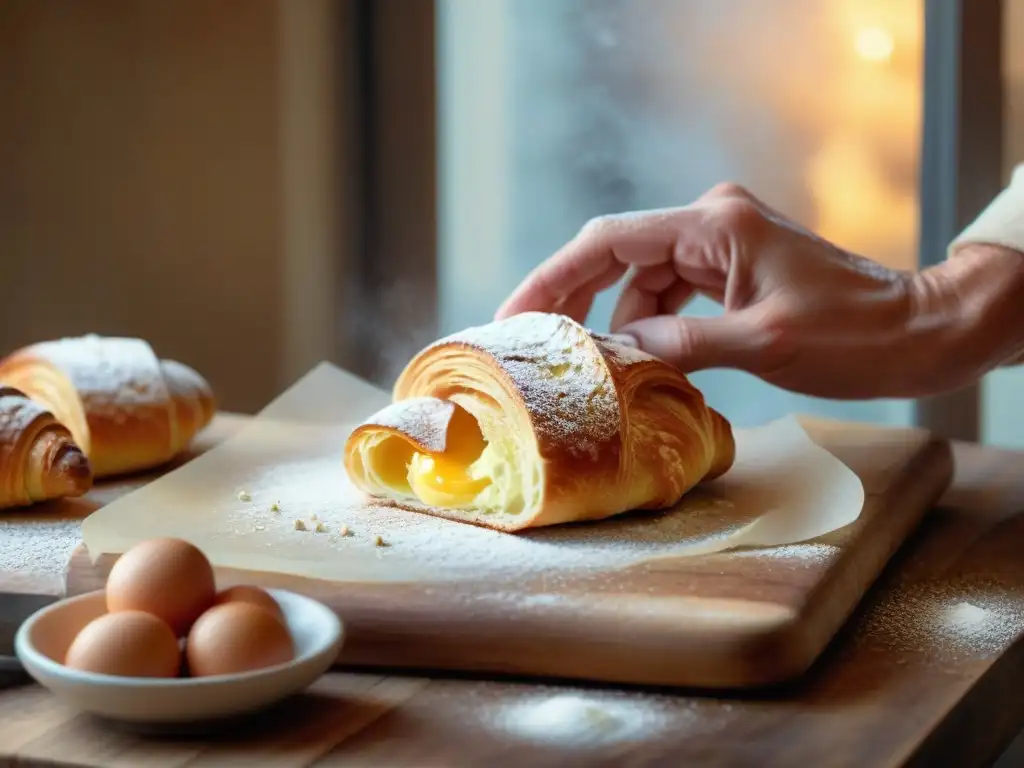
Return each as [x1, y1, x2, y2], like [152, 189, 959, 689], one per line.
[61, 432, 958, 690]
[758, 433, 956, 686]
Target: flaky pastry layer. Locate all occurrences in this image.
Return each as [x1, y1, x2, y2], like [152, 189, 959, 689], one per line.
[344, 312, 734, 532]
[0, 335, 216, 478]
[0, 386, 92, 508]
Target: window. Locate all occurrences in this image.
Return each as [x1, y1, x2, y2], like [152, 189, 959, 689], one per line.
[438, 0, 923, 430]
[353, 0, 1010, 443]
[984, 0, 1024, 449]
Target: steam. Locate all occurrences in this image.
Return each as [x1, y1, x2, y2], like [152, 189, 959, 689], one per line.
[340, 278, 437, 388]
[438, 0, 916, 428]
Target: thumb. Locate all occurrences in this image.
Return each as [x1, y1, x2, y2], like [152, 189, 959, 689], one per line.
[617, 313, 768, 374]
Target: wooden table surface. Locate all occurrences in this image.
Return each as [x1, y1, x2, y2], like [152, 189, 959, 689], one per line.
[2, 415, 1024, 767]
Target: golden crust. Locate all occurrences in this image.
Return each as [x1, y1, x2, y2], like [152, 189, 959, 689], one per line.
[0, 336, 216, 478]
[0, 386, 92, 508]
[345, 312, 735, 532]
[347, 398, 458, 457]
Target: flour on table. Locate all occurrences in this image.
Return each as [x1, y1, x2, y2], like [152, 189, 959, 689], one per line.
[80, 362, 865, 585]
[0, 516, 80, 582]
[856, 579, 1024, 660]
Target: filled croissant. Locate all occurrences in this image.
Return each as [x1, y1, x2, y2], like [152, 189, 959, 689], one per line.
[0, 386, 92, 509]
[344, 312, 735, 531]
[0, 335, 216, 478]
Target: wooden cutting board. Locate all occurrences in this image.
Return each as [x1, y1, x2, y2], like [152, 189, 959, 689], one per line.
[64, 418, 953, 690]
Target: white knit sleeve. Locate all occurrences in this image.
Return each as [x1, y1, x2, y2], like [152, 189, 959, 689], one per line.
[949, 163, 1024, 257]
[947, 164, 1024, 366]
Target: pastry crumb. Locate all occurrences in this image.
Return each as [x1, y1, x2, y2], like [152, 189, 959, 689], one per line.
[339, 525, 351, 537]
[238, 490, 252, 502]
[315, 522, 328, 533]
[374, 535, 387, 547]
[270, 502, 280, 513]
[293, 519, 308, 531]
[311, 513, 319, 521]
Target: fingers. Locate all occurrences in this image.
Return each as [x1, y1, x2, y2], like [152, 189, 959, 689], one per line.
[661, 281, 699, 316]
[495, 248, 617, 321]
[495, 211, 679, 321]
[617, 313, 770, 374]
[496, 184, 770, 326]
[610, 265, 674, 331]
[610, 264, 696, 331]
[552, 264, 630, 324]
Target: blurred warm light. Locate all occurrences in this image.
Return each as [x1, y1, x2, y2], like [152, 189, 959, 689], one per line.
[805, 0, 920, 270]
[807, 135, 916, 259]
[658, 0, 921, 270]
[854, 27, 894, 63]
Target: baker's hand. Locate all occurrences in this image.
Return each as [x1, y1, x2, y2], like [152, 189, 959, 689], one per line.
[496, 183, 962, 400]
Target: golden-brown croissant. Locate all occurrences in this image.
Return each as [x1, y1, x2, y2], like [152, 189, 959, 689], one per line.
[0, 385, 92, 508]
[344, 312, 734, 531]
[0, 336, 216, 478]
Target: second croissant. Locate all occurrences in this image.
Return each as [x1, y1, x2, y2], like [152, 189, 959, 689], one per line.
[345, 312, 734, 532]
[0, 335, 216, 479]
[0, 386, 92, 509]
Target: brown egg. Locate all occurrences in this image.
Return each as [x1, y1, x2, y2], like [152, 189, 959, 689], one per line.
[186, 602, 294, 677]
[105, 537, 216, 636]
[65, 610, 180, 678]
[214, 585, 284, 623]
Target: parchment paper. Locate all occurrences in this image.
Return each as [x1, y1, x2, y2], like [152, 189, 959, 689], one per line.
[80, 362, 865, 584]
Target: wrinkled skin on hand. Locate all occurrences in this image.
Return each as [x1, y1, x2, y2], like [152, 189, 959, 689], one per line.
[498, 183, 1022, 400]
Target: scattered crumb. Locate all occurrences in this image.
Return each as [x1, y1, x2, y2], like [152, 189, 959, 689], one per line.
[339, 525, 351, 537]
[315, 522, 328, 533]
[293, 519, 308, 532]
[237, 490, 252, 502]
[270, 502, 280, 513]
[311, 513, 319, 522]
[374, 535, 387, 547]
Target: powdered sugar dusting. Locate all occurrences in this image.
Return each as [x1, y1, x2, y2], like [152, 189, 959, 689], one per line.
[194, 440, 838, 585]
[354, 397, 455, 452]
[730, 542, 839, 566]
[421, 313, 620, 459]
[591, 332, 660, 366]
[856, 578, 1024, 660]
[0, 389, 47, 504]
[0, 516, 81, 582]
[340, 494, 753, 579]
[83, 363, 867, 597]
[0, 387, 48, 447]
[83, 412, 848, 587]
[158, 358, 207, 397]
[491, 692, 694, 747]
[19, 336, 169, 422]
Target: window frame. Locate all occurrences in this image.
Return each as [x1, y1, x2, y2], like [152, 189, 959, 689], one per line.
[338, 0, 438, 385]
[348, 0, 1005, 439]
[915, 0, 1004, 442]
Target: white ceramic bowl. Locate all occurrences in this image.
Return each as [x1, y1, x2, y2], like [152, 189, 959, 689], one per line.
[14, 588, 343, 724]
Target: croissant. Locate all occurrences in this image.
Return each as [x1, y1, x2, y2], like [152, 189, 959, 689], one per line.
[344, 312, 735, 531]
[0, 386, 92, 509]
[0, 335, 216, 478]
